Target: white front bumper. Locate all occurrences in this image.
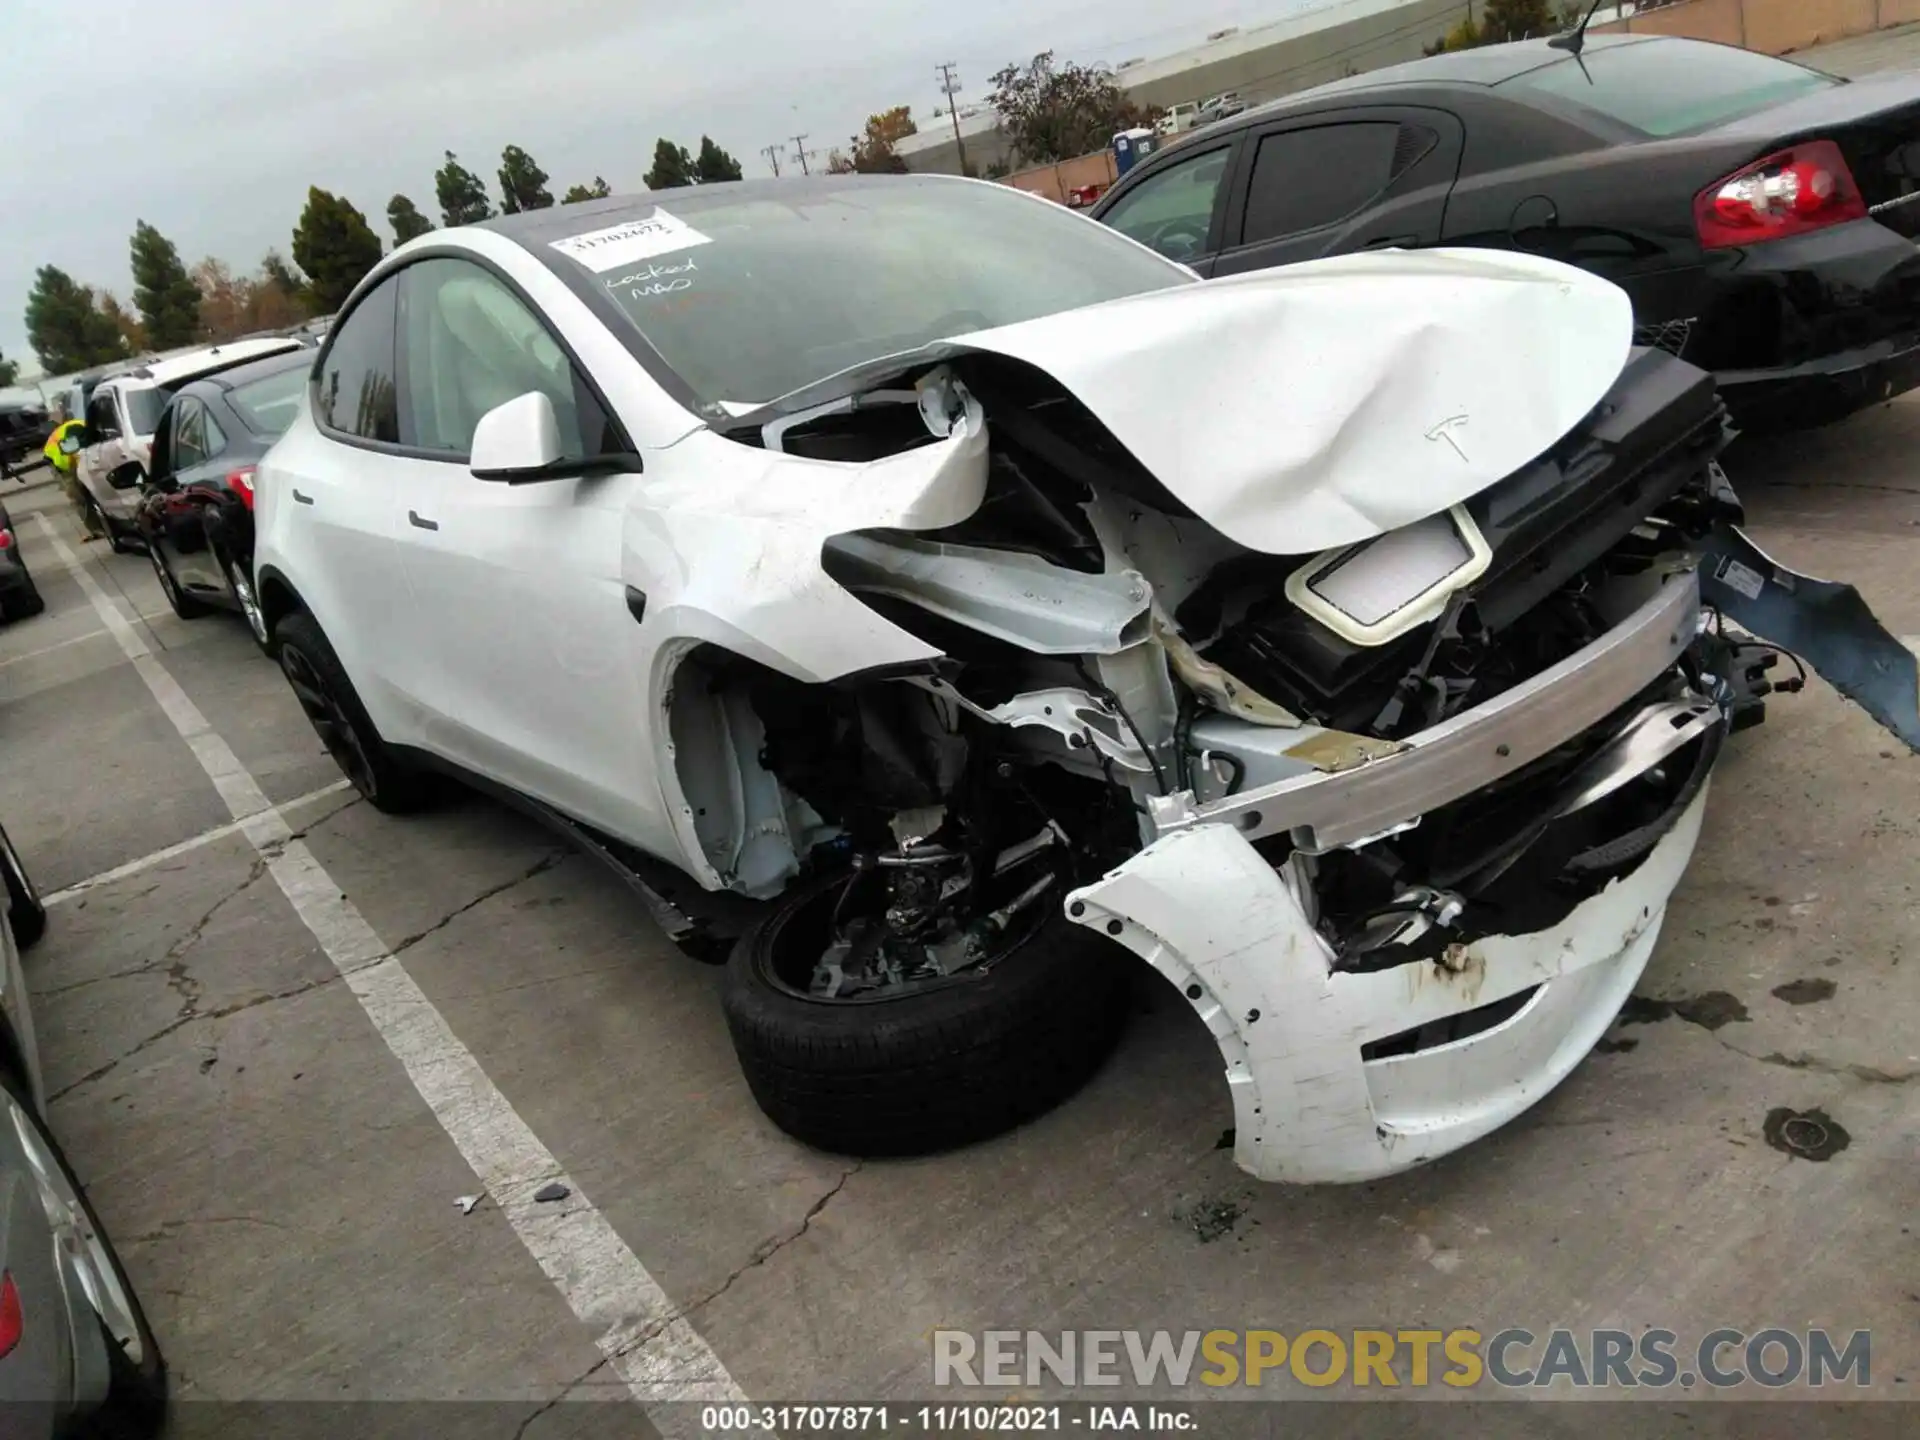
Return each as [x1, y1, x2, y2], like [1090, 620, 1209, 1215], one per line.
[1064, 778, 1708, 1184]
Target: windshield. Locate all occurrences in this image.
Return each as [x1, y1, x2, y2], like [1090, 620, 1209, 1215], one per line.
[123, 386, 169, 437]
[230, 365, 309, 435]
[1501, 40, 1838, 138]
[545, 180, 1190, 406]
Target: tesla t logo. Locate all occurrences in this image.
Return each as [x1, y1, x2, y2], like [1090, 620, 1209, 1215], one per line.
[1426, 414, 1470, 462]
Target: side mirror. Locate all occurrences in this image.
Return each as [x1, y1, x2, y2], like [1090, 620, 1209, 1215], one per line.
[108, 460, 147, 490]
[470, 392, 566, 482]
[469, 391, 643, 484]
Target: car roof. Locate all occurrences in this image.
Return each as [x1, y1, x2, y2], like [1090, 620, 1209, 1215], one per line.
[104, 337, 307, 392]
[1236, 32, 1657, 115]
[199, 346, 314, 394]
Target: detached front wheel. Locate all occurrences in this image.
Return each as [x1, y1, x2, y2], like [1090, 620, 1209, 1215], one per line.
[722, 867, 1132, 1157]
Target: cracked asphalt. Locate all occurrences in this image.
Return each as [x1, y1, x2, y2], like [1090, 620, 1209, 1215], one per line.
[0, 383, 1916, 1432]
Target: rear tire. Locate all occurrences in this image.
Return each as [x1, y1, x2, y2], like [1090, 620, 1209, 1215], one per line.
[0, 574, 43, 623]
[274, 611, 430, 814]
[0, 821, 45, 950]
[721, 872, 1132, 1157]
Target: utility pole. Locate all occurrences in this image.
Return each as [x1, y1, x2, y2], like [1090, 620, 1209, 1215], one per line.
[936, 62, 970, 176]
[760, 143, 784, 178]
[789, 134, 813, 176]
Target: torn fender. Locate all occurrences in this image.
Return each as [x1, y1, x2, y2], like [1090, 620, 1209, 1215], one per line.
[1064, 781, 1710, 1184]
[954, 247, 1633, 554]
[1701, 523, 1920, 751]
[622, 401, 991, 685]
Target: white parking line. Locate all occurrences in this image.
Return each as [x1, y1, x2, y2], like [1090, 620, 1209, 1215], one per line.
[43, 780, 353, 905]
[0, 613, 176, 669]
[35, 515, 756, 1427]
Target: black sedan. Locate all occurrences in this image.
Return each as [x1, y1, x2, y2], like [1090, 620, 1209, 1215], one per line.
[0, 502, 44, 624]
[1091, 34, 1920, 431]
[136, 347, 311, 650]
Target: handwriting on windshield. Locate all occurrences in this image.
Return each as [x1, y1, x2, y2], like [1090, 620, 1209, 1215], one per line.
[606, 258, 698, 289]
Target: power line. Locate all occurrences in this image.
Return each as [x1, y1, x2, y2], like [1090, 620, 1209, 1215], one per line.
[788, 133, 814, 176]
[935, 62, 970, 176]
[760, 143, 784, 178]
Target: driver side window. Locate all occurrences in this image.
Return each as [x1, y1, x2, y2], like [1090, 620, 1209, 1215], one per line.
[86, 391, 120, 441]
[397, 258, 615, 461]
[1100, 146, 1232, 262]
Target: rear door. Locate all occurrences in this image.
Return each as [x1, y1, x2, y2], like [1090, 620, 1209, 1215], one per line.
[265, 273, 425, 736]
[1209, 106, 1465, 277]
[155, 397, 231, 596]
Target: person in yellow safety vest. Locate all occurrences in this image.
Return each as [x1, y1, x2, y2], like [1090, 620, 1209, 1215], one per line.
[42, 404, 105, 540]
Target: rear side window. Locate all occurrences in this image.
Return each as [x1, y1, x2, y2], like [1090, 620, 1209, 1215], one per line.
[230, 366, 309, 436]
[1500, 39, 1837, 138]
[315, 280, 401, 443]
[1240, 123, 1405, 244]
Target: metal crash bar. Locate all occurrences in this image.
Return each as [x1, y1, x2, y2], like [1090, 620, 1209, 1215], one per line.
[1146, 570, 1704, 853]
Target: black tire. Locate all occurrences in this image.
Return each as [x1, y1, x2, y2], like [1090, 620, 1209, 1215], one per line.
[721, 873, 1132, 1157]
[0, 1067, 165, 1436]
[274, 610, 430, 814]
[148, 544, 211, 619]
[0, 820, 45, 950]
[0, 574, 44, 623]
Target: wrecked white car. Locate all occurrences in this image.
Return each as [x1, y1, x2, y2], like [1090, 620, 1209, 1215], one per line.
[251, 176, 1920, 1183]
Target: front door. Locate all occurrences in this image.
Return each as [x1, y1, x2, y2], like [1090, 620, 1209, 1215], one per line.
[79, 389, 126, 514]
[1209, 107, 1464, 277]
[1094, 138, 1241, 275]
[387, 256, 652, 837]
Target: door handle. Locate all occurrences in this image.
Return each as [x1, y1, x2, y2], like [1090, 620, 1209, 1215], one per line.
[408, 510, 439, 531]
[291, 488, 314, 505]
[1363, 234, 1420, 250]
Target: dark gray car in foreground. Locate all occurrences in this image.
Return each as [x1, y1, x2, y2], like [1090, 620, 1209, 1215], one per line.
[0, 822, 165, 1435]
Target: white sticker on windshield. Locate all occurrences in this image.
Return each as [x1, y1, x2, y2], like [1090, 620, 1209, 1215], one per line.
[549, 210, 712, 272]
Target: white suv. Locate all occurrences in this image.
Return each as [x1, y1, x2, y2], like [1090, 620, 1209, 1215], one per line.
[74, 338, 307, 550]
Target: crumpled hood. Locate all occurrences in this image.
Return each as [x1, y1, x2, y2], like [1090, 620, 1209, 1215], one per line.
[951, 247, 1634, 554]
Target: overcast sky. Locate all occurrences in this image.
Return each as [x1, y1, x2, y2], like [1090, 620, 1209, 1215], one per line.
[0, 0, 1309, 373]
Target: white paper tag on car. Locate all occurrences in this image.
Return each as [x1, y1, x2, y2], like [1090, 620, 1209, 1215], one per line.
[550, 211, 712, 272]
[1716, 557, 1766, 601]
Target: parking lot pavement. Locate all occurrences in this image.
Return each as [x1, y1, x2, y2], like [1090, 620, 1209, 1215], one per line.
[0, 405, 1915, 1432]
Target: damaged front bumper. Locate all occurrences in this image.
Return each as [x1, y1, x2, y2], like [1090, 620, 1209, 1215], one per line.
[1065, 779, 1706, 1184]
[1061, 565, 1754, 1183]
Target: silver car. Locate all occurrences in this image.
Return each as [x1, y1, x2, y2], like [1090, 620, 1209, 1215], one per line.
[0, 821, 165, 1434]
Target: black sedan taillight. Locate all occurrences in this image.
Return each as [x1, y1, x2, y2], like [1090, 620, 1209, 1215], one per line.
[1695, 140, 1868, 249]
